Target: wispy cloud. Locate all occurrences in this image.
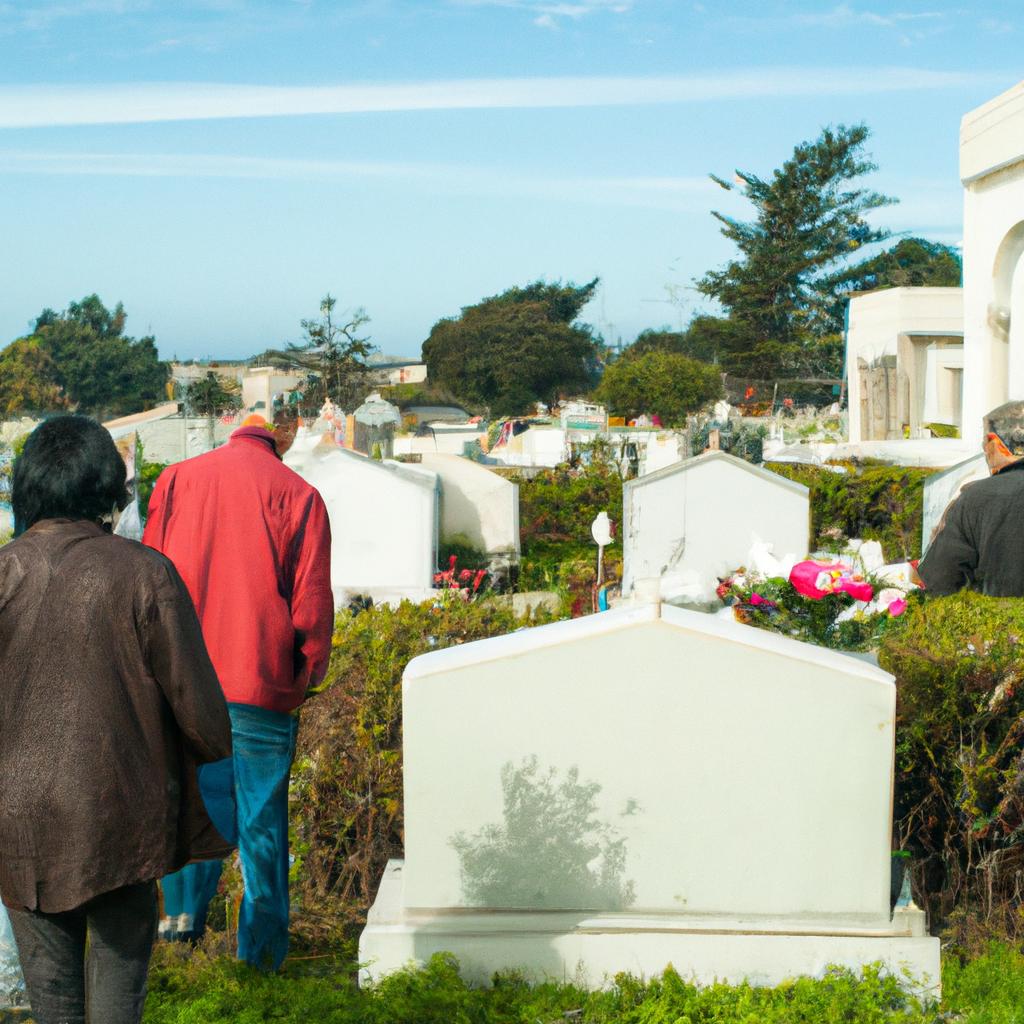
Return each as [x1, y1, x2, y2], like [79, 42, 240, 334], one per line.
[0, 0, 152, 32]
[450, 0, 634, 26]
[0, 68, 999, 129]
[0, 149, 722, 212]
[793, 4, 944, 29]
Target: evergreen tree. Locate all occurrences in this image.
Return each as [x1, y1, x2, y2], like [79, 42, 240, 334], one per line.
[697, 124, 894, 379]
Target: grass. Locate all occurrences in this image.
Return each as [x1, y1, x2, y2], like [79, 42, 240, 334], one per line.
[121, 941, 1024, 1023]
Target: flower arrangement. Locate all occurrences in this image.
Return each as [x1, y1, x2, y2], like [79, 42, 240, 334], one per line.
[434, 555, 488, 598]
[716, 543, 917, 651]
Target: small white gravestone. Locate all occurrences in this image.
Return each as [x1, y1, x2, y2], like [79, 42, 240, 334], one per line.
[359, 604, 939, 993]
[921, 453, 988, 555]
[622, 451, 810, 601]
[418, 454, 520, 559]
[285, 443, 439, 607]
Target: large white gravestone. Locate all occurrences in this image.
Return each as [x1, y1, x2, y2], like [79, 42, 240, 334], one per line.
[285, 442, 439, 607]
[419, 454, 520, 559]
[921, 453, 988, 555]
[359, 603, 938, 991]
[622, 451, 810, 599]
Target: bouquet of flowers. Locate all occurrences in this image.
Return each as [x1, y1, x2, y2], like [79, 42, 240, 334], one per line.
[716, 542, 917, 651]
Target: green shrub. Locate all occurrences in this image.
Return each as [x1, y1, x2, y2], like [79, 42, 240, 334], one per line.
[289, 596, 557, 950]
[766, 461, 933, 560]
[880, 592, 1024, 939]
[137, 456, 167, 519]
[514, 459, 623, 612]
[924, 421, 960, 439]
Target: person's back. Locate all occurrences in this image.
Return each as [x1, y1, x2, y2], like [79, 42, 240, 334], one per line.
[920, 400, 1024, 598]
[919, 461, 1024, 596]
[143, 414, 333, 969]
[0, 415, 232, 1024]
[143, 422, 333, 712]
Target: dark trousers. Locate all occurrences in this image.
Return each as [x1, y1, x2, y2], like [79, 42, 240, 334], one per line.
[7, 880, 158, 1024]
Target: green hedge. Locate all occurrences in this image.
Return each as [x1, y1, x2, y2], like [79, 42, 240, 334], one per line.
[766, 461, 932, 561]
[880, 592, 1024, 943]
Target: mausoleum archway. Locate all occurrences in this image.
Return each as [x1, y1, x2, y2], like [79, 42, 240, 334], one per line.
[990, 220, 1024, 406]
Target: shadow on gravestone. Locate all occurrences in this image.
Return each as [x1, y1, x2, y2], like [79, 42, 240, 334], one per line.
[450, 756, 637, 911]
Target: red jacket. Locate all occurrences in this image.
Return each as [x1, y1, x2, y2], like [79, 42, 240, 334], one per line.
[143, 426, 334, 713]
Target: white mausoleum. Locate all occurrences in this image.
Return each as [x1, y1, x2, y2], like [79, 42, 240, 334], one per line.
[845, 288, 964, 442]
[961, 79, 1024, 446]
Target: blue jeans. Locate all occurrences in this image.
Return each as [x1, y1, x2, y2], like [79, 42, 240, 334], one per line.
[160, 703, 298, 970]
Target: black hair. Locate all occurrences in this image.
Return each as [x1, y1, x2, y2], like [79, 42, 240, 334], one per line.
[12, 415, 128, 534]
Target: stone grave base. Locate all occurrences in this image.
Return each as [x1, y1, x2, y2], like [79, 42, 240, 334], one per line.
[360, 861, 941, 998]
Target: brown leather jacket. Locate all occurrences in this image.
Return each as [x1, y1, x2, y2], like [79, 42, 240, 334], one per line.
[0, 519, 234, 913]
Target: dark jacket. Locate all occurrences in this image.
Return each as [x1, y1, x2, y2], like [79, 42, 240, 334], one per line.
[143, 427, 334, 713]
[919, 459, 1024, 597]
[0, 519, 234, 913]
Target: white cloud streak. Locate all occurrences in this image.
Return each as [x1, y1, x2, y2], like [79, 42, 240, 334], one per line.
[0, 68, 997, 129]
[0, 149, 723, 212]
[793, 4, 945, 28]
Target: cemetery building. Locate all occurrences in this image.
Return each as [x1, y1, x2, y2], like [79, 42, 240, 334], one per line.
[961, 79, 1024, 447]
[360, 603, 939, 992]
[845, 287, 964, 443]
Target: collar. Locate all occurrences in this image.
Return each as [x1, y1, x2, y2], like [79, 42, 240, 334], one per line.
[995, 457, 1024, 476]
[229, 425, 281, 458]
[24, 518, 106, 537]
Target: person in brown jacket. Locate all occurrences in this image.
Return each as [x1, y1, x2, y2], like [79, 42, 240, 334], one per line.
[0, 415, 233, 1024]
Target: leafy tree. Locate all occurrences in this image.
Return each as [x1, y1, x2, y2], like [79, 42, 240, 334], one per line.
[821, 236, 962, 333]
[0, 338, 68, 416]
[0, 295, 169, 418]
[184, 372, 242, 417]
[422, 279, 600, 415]
[697, 124, 894, 379]
[264, 295, 374, 413]
[596, 349, 722, 425]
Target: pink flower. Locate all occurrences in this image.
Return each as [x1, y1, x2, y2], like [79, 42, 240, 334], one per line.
[888, 599, 907, 617]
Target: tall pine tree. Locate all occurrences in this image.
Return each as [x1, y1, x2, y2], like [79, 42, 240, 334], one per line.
[696, 124, 894, 380]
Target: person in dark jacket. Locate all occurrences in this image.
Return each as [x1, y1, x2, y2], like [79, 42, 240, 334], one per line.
[0, 415, 233, 1024]
[919, 400, 1024, 596]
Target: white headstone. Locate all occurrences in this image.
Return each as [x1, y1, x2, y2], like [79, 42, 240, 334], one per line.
[360, 603, 938, 992]
[418, 454, 519, 557]
[921, 452, 989, 554]
[285, 443, 439, 607]
[622, 451, 810, 601]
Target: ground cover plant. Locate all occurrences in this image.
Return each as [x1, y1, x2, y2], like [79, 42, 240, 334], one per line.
[133, 942, 1024, 1023]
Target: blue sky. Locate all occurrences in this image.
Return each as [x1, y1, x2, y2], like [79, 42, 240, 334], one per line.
[0, 0, 1018, 360]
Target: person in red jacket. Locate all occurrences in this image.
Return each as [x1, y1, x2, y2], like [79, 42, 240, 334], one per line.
[143, 407, 333, 969]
